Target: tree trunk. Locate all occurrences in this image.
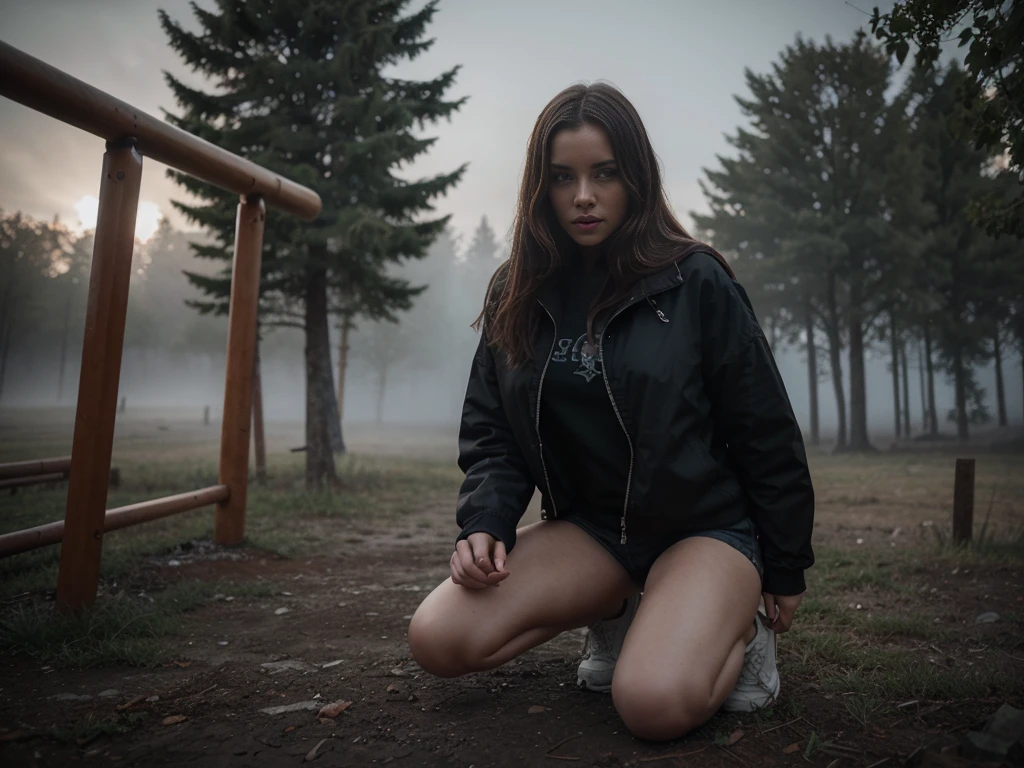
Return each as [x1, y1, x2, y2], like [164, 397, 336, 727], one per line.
[304, 263, 337, 489]
[375, 362, 388, 423]
[804, 305, 820, 446]
[918, 336, 927, 433]
[252, 338, 267, 484]
[825, 271, 847, 452]
[320, 350, 346, 454]
[900, 340, 911, 438]
[0, 315, 12, 405]
[924, 326, 938, 435]
[952, 340, 969, 442]
[889, 311, 901, 439]
[57, 286, 72, 402]
[336, 315, 352, 426]
[846, 289, 875, 452]
[993, 331, 1007, 427]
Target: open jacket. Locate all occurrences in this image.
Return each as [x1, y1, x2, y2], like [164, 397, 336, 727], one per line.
[454, 250, 815, 596]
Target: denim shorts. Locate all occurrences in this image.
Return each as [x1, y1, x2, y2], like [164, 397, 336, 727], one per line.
[557, 513, 764, 588]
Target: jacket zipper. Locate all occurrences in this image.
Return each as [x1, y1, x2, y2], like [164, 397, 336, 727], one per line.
[599, 281, 677, 544]
[535, 301, 560, 519]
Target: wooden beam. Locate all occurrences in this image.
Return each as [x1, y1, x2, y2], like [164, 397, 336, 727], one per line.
[0, 456, 71, 480]
[0, 41, 320, 221]
[215, 196, 265, 545]
[0, 485, 229, 558]
[55, 139, 143, 613]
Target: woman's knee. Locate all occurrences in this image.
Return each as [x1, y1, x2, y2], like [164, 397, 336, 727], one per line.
[611, 670, 716, 741]
[407, 606, 472, 678]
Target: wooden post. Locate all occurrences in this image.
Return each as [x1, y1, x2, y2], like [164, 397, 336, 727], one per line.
[953, 457, 975, 544]
[252, 339, 267, 484]
[215, 195, 265, 545]
[55, 138, 143, 612]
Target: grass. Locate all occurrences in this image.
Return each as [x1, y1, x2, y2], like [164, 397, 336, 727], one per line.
[0, 579, 273, 668]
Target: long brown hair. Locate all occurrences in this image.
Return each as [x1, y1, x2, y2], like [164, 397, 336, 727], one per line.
[476, 82, 732, 367]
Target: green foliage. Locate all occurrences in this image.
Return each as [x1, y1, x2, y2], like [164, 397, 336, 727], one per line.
[160, 0, 468, 327]
[871, 0, 1024, 238]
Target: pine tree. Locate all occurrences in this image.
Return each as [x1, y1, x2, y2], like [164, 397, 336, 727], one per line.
[161, 0, 467, 488]
[695, 33, 920, 452]
[910, 63, 1012, 441]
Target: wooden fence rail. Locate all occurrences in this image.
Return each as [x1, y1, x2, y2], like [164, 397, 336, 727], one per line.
[0, 40, 321, 612]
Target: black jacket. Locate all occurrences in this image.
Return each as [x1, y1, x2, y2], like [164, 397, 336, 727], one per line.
[454, 251, 815, 595]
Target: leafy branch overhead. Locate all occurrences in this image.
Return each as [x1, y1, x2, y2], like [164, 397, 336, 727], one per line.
[870, 0, 1023, 238]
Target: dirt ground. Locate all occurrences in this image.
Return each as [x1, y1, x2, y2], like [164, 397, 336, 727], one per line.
[1, 417, 1023, 767]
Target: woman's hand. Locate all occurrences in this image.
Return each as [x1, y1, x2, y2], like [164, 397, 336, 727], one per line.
[450, 532, 510, 589]
[761, 591, 804, 634]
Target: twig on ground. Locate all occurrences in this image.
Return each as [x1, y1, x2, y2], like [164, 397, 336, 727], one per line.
[718, 747, 751, 767]
[864, 758, 891, 768]
[638, 747, 707, 763]
[545, 732, 582, 757]
[761, 717, 803, 735]
[825, 760, 841, 768]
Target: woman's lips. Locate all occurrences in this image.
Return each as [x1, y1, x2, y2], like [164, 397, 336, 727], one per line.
[573, 220, 602, 231]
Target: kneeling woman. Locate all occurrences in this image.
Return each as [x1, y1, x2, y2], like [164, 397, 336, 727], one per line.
[407, 82, 815, 742]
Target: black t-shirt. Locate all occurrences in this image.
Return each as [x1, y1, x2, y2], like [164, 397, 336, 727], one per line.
[539, 260, 630, 522]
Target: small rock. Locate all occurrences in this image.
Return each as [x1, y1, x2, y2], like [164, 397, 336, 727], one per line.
[146, 695, 160, 703]
[97, 689, 120, 698]
[259, 701, 321, 715]
[261, 660, 311, 675]
[975, 612, 1000, 624]
[274, 607, 291, 616]
[217, 641, 229, 646]
[985, 703, 1024, 743]
[168, 560, 181, 567]
[389, 667, 407, 677]
[962, 731, 1014, 761]
[321, 660, 344, 669]
[49, 693, 93, 702]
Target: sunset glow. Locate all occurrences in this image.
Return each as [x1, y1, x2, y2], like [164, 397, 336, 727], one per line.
[74, 195, 163, 243]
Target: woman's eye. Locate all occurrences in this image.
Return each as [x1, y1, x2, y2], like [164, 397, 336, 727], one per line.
[552, 172, 571, 182]
[598, 168, 617, 178]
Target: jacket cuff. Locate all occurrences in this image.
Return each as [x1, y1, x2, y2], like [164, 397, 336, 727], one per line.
[761, 567, 806, 596]
[456, 513, 519, 553]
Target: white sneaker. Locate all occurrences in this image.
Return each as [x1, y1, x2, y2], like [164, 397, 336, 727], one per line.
[722, 611, 780, 712]
[576, 593, 641, 692]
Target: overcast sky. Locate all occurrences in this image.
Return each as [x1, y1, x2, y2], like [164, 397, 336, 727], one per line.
[0, 0, 897, 248]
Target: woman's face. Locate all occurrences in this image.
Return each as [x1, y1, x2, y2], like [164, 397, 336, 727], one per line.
[547, 123, 628, 253]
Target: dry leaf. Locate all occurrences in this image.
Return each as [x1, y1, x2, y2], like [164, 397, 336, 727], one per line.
[305, 737, 328, 762]
[317, 717, 334, 725]
[317, 700, 352, 718]
[162, 715, 187, 726]
[728, 729, 745, 745]
[285, 726, 296, 733]
[173, 661, 192, 668]
[527, 705, 548, 714]
[116, 694, 149, 711]
[0, 730, 28, 743]
[783, 742, 802, 754]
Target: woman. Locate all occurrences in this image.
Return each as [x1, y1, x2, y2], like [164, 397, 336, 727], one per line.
[407, 82, 814, 742]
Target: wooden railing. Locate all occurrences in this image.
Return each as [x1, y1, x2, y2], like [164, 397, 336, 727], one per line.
[0, 40, 322, 612]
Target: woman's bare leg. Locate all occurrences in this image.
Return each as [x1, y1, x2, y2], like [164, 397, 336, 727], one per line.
[610, 536, 762, 741]
[408, 520, 636, 677]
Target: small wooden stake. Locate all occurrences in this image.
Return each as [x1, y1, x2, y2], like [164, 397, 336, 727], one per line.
[953, 457, 975, 544]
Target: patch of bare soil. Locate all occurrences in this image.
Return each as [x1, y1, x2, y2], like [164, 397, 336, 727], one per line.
[1, 489, 1022, 766]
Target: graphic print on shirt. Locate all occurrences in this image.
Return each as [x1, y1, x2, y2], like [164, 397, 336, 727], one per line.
[551, 334, 601, 383]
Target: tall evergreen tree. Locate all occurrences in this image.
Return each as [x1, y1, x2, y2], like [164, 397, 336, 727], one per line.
[161, 0, 467, 488]
[695, 33, 920, 452]
[910, 63, 1012, 441]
